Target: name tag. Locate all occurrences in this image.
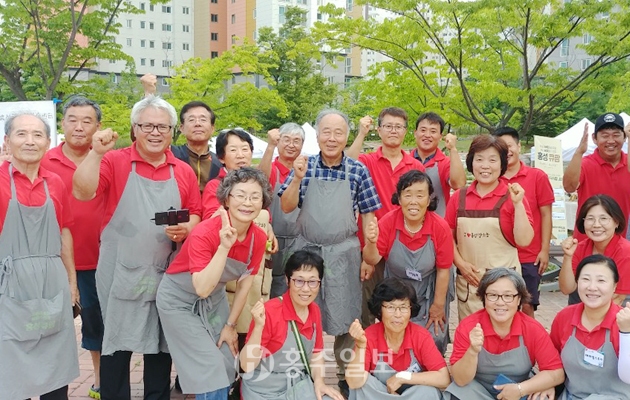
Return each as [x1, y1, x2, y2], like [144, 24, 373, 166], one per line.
[407, 362, 422, 373]
[583, 348, 604, 368]
[406, 268, 422, 281]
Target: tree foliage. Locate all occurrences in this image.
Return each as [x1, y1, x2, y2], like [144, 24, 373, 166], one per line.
[316, 0, 630, 137]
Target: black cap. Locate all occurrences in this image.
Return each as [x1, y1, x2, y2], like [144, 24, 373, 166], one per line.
[594, 112, 624, 133]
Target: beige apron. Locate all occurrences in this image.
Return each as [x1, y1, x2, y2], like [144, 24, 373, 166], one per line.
[455, 188, 521, 321]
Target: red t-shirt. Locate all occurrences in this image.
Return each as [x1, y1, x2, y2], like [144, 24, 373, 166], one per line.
[41, 143, 104, 270]
[445, 178, 533, 247]
[571, 235, 630, 294]
[96, 143, 202, 230]
[376, 208, 454, 268]
[201, 168, 228, 220]
[450, 310, 563, 370]
[550, 302, 622, 356]
[575, 150, 630, 241]
[166, 214, 266, 275]
[364, 321, 446, 372]
[505, 163, 554, 263]
[245, 293, 324, 357]
[269, 158, 292, 188]
[0, 161, 73, 232]
[411, 148, 452, 206]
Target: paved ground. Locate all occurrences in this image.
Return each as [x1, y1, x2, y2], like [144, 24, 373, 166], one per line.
[60, 291, 568, 399]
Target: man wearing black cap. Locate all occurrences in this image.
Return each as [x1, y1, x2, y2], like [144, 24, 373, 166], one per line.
[563, 112, 630, 241]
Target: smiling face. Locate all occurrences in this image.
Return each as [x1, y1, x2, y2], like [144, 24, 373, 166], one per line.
[225, 180, 263, 225]
[133, 107, 173, 159]
[278, 133, 303, 162]
[288, 266, 321, 309]
[414, 119, 442, 154]
[484, 277, 520, 326]
[61, 105, 101, 150]
[5, 115, 51, 166]
[577, 262, 617, 309]
[220, 134, 253, 171]
[180, 106, 214, 145]
[583, 204, 618, 245]
[381, 298, 412, 335]
[399, 181, 430, 223]
[593, 127, 624, 163]
[472, 147, 502, 186]
[499, 135, 521, 169]
[317, 113, 348, 161]
[378, 114, 407, 149]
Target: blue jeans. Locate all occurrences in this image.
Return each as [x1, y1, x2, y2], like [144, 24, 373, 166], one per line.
[195, 386, 229, 400]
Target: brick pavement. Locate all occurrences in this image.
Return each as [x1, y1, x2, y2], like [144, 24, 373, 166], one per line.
[60, 291, 568, 399]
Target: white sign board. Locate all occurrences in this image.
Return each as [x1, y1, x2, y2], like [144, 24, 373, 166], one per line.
[0, 101, 58, 147]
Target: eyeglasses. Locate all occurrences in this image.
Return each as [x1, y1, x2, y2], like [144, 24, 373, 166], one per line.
[280, 137, 303, 146]
[229, 192, 263, 203]
[184, 116, 210, 124]
[380, 124, 407, 132]
[485, 293, 519, 303]
[583, 216, 613, 226]
[382, 304, 412, 314]
[135, 123, 172, 134]
[291, 278, 321, 289]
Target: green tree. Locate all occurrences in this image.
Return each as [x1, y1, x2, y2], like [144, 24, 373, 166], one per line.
[257, 6, 338, 127]
[316, 0, 630, 137]
[0, 0, 149, 101]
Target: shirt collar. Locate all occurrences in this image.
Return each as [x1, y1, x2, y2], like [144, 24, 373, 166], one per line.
[373, 321, 415, 353]
[480, 309, 524, 338]
[273, 157, 292, 175]
[377, 147, 418, 166]
[316, 152, 345, 169]
[592, 149, 628, 168]
[571, 302, 619, 334]
[413, 148, 445, 165]
[467, 177, 509, 197]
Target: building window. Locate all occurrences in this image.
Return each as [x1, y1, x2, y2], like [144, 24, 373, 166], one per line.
[183, 43, 190, 51]
[162, 78, 169, 86]
[162, 5, 171, 13]
[162, 24, 172, 31]
[182, 6, 190, 14]
[141, 39, 146, 47]
[162, 42, 172, 50]
[559, 61, 568, 68]
[150, 59, 155, 67]
[140, 21, 146, 29]
[346, 0, 352, 11]
[109, 59, 116, 64]
[162, 60, 172, 67]
[149, 40, 155, 48]
[581, 59, 592, 70]
[560, 39, 569, 56]
[149, 22, 154, 30]
[126, 19, 132, 28]
[231, 0, 235, 3]
[183, 25, 190, 32]
[211, 14, 218, 22]
[231, 34, 236, 44]
[126, 38, 132, 46]
[253, 8, 256, 18]
[231, 14, 236, 24]
[211, 51, 219, 58]
[149, 4, 154, 11]
[140, 2, 145, 10]
[140, 58, 146, 66]
[345, 57, 352, 74]
[111, 75, 118, 83]
[279, 6, 286, 24]
[583, 34, 592, 44]
[297, 0, 306, 4]
[211, 32, 218, 41]
[211, 0, 218, 3]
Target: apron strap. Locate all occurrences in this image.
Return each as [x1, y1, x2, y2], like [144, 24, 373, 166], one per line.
[131, 161, 137, 173]
[493, 193, 510, 211]
[169, 164, 175, 179]
[279, 295, 313, 379]
[457, 186, 468, 215]
[8, 164, 17, 199]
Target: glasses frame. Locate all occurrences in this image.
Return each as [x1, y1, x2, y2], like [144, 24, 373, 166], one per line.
[380, 124, 407, 132]
[229, 193, 263, 203]
[290, 278, 321, 289]
[485, 293, 519, 303]
[135, 123, 173, 135]
[381, 304, 412, 314]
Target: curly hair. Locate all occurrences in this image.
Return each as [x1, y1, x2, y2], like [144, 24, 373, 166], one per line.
[216, 167, 273, 209]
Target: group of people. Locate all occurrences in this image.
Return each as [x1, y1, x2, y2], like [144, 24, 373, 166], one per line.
[2, 78, 630, 400]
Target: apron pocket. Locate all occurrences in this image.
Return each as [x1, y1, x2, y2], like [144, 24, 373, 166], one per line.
[111, 261, 162, 301]
[0, 290, 65, 342]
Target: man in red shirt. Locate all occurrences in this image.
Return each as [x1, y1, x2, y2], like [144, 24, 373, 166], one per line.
[493, 127, 554, 317]
[41, 96, 106, 399]
[73, 96, 202, 400]
[563, 112, 630, 241]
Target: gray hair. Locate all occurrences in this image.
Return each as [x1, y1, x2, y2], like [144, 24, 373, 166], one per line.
[476, 267, 531, 308]
[279, 122, 305, 141]
[130, 95, 177, 127]
[63, 96, 102, 122]
[314, 109, 350, 137]
[4, 112, 51, 138]
[216, 167, 273, 209]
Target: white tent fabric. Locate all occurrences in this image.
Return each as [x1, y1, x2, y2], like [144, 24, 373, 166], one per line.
[209, 132, 277, 159]
[300, 123, 321, 156]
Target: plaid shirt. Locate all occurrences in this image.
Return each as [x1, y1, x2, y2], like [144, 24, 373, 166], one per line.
[278, 153, 382, 214]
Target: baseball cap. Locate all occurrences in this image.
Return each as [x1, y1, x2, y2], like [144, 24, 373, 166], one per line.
[594, 112, 624, 133]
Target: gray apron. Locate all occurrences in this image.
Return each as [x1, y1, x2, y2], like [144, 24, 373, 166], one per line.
[444, 336, 532, 400]
[559, 327, 629, 400]
[384, 230, 453, 354]
[425, 163, 446, 217]
[156, 236, 254, 394]
[97, 162, 181, 356]
[349, 349, 443, 400]
[0, 165, 79, 399]
[287, 156, 362, 336]
[270, 166, 300, 298]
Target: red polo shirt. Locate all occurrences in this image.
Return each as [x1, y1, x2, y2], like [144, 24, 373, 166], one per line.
[96, 143, 201, 230]
[551, 302, 622, 355]
[575, 150, 630, 242]
[201, 168, 228, 220]
[445, 178, 533, 247]
[0, 161, 73, 232]
[245, 292, 324, 357]
[571, 235, 630, 294]
[269, 158, 292, 187]
[42, 143, 104, 270]
[166, 214, 266, 275]
[364, 321, 447, 372]
[376, 209, 453, 269]
[411, 148, 452, 206]
[450, 310, 563, 370]
[505, 163, 554, 263]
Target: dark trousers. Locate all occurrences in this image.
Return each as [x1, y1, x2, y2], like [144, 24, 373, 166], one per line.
[101, 351, 172, 400]
[27, 385, 68, 400]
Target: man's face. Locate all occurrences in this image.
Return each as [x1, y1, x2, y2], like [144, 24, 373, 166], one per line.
[277, 133, 303, 162]
[133, 108, 173, 159]
[377, 114, 407, 148]
[414, 119, 442, 153]
[499, 135, 521, 168]
[180, 106, 214, 144]
[5, 115, 50, 165]
[219, 134, 252, 171]
[61, 105, 101, 149]
[317, 114, 348, 160]
[593, 127, 624, 161]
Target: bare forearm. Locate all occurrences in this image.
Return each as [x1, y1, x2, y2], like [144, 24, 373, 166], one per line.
[563, 154, 582, 193]
[240, 324, 264, 372]
[345, 346, 368, 389]
[513, 202, 534, 247]
[258, 145, 276, 178]
[407, 367, 451, 390]
[451, 349, 479, 386]
[192, 247, 230, 298]
[73, 150, 103, 201]
[346, 133, 366, 160]
[519, 369, 565, 395]
[449, 151, 467, 189]
[362, 242, 382, 266]
[559, 254, 577, 294]
[280, 179, 301, 213]
[310, 352, 326, 385]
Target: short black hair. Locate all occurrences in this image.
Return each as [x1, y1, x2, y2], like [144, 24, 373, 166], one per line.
[415, 112, 445, 132]
[368, 277, 420, 320]
[391, 170, 438, 211]
[284, 250, 325, 282]
[215, 128, 254, 160]
[179, 101, 216, 125]
[575, 254, 619, 284]
[576, 194, 626, 235]
[492, 126, 520, 142]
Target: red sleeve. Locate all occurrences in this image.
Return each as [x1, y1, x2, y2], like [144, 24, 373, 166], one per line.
[572, 241, 589, 272]
[246, 305, 274, 359]
[550, 307, 572, 353]
[180, 167, 202, 217]
[313, 306, 324, 353]
[445, 190, 460, 230]
[188, 224, 221, 273]
[500, 196, 533, 247]
[201, 179, 221, 220]
[433, 215, 454, 269]
[247, 227, 267, 276]
[269, 167, 278, 188]
[52, 178, 74, 230]
[96, 151, 115, 198]
[449, 317, 473, 365]
[439, 157, 450, 189]
[376, 212, 395, 259]
[525, 319, 563, 371]
[413, 326, 447, 371]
